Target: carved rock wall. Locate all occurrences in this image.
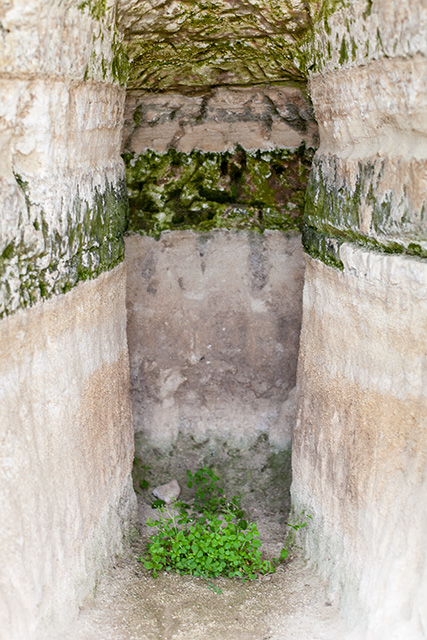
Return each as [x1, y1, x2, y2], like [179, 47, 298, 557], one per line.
[126, 230, 305, 512]
[292, 1, 427, 637]
[119, 1, 318, 236]
[0, 2, 135, 637]
[0, 0, 128, 318]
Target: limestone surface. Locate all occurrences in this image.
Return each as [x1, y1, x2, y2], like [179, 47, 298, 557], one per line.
[0, 0, 129, 318]
[0, 265, 136, 640]
[152, 479, 181, 504]
[292, 248, 427, 639]
[305, 56, 427, 256]
[123, 85, 318, 154]
[126, 230, 305, 510]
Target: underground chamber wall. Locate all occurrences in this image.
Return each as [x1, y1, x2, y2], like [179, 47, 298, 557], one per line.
[125, 228, 306, 515]
[119, 1, 317, 513]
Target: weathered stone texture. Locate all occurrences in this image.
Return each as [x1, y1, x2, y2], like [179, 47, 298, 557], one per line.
[0, 265, 136, 640]
[303, 3, 427, 264]
[126, 231, 305, 510]
[292, 1, 427, 636]
[0, 3, 135, 637]
[0, 0, 126, 84]
[123, 86, 318, 153]
[0, 1, 129, 318]
[119, 0, 310, 90]
[303, 0, 427, 76]
[0, 79, 127, 317]
[305, 56, 427, 256]
[122, 86, 317, 236]
[292, 248, 427, 639]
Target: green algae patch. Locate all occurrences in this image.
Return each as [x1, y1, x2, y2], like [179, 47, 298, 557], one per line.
[127, 36, 307, 91]
[302, 226, 344, 270]
[302, 156, 427, 265]
[122, 0, 312, 90]
[77, 0, 107, 20]
[123, 145, 314, 237]
[0, 179, 129, 318]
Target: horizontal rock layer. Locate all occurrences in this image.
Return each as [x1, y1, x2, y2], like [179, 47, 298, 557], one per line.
[123, 86, 318, 154]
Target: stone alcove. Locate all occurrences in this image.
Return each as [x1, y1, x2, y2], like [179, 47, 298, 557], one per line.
[0, 1, 426, 638]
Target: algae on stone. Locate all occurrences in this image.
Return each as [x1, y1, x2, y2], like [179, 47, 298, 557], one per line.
[119, 0, 312, 90]
[303, 156, 427, 262]
[123, 145, 314, 237]
[0, 179, 129, 318]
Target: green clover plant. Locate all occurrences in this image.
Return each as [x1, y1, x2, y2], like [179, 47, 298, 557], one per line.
[139, 466, 309, 581]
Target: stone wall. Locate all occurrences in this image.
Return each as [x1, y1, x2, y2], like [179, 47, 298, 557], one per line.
[292, 1, 427, 637]
[119, 0, 318, 237]
[0, 266, 135, 640]
[120, 0, 317, 507]
[0, 2, 135, 637]
[126, 231, 305, 512]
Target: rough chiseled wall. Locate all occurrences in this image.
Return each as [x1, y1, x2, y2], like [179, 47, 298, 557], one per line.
[0, 2, 135, 637]
[126, 231, 305, 513]
[118, 0, 318, 237]
[119, 1, 315, 504]
[119, 0, 310, 91]
[292, 1, 427, 637]
[0, 0, 129, 318]
[300, 0, 427, 261]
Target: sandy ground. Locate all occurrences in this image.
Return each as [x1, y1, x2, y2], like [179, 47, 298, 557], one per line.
[63, 499, 349, 640]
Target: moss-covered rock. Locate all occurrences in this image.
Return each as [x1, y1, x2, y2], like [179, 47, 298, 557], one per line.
[119, 0, 312, 90]
[303, 156, 427, 262]
[0, 179, 129, 318]
[123, 145, 314, 237]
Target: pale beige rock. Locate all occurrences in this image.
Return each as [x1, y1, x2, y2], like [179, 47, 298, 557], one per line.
[0, 264, 136, 640]
[292, 249, 427, 639]
[309, 0, 427, 76]
[0, 0, 122, 83]
[152, 479, 181, 504]
[310, 56, 427, 159]
[126, 230, 304, 507]
[123, 86, 318, 153]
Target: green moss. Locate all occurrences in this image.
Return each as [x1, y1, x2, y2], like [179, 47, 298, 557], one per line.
[363, 0, 373, 19]
[338, 36, 348, 65]
[302, 157, 427, 267]
[376, 28, 385, 55]
[302, 226, 344, 269]
[126, 36, 306, 91]
[111, 36, 130, 86]
[351, 37, 358, 61]
[0, 179, 129, 318]
[305, 157, 427, 246]
[77, 0, 107, 20]
[123, 145, 314, 237]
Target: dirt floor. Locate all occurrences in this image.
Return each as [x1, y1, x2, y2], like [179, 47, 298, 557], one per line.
[63, 498, 349, 640]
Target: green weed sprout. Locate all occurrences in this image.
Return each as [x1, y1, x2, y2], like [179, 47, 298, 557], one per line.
[139, 467, 309, 581]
